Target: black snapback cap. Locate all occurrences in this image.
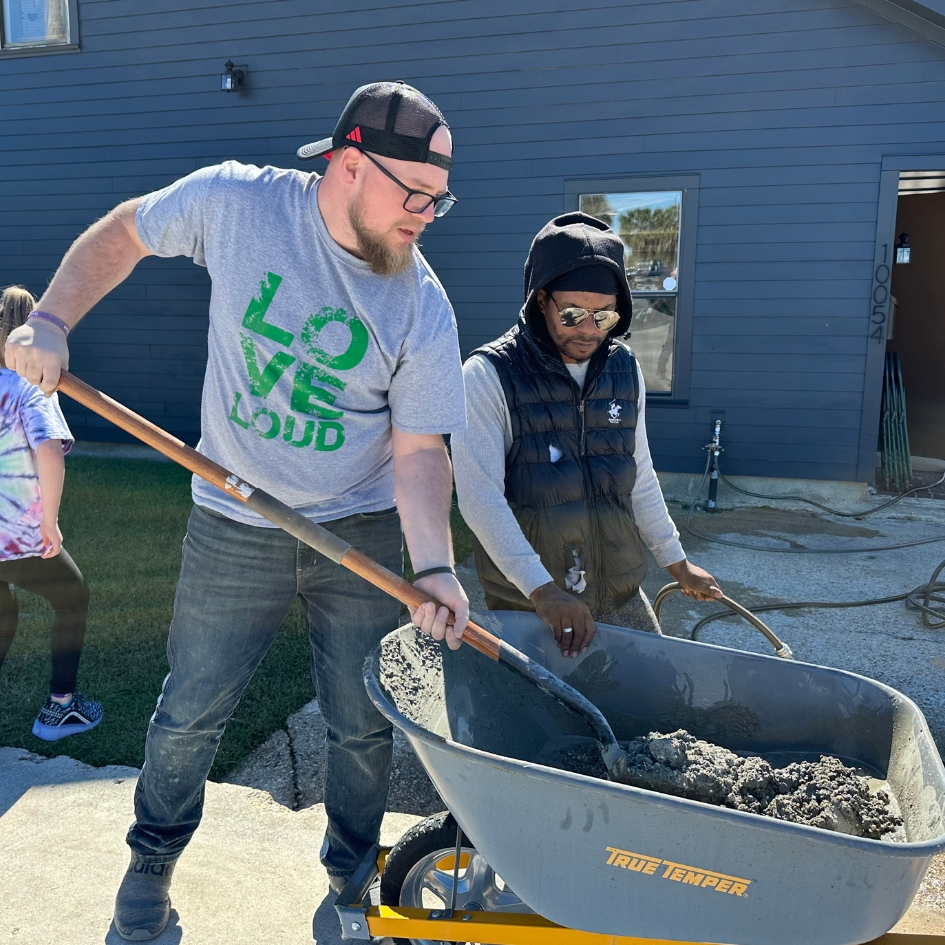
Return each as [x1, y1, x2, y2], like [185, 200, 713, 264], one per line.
[297, 80, 451, 171]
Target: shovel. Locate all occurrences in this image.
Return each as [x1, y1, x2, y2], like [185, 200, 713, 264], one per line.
[56, 370, 631, 782]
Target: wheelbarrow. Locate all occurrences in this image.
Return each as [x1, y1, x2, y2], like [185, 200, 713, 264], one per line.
[332, 613, 945, 945]
[47, 373, 942, 943]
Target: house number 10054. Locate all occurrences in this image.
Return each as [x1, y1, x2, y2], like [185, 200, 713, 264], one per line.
[870, 244, 890, 343]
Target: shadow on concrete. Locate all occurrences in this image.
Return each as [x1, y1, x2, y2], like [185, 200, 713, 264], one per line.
[0, 747, 138, 818]
[311, 894, 344, 945]
[104, 910, 182, 944]
[384, 739, 445, 817]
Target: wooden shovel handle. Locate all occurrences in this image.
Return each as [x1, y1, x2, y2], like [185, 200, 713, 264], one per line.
[56, 370, 501, 661]
[56, 371, 241, 496]
[342, 549, 500, 659]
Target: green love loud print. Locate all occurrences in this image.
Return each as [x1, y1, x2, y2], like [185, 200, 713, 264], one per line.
[229, 272, 368, 451]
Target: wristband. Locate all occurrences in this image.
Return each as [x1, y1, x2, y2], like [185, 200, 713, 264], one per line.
[412, 566, 456, 582]
[28, 310, 71, 336]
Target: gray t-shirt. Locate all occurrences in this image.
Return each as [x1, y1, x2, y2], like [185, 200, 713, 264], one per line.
[136, 161, 466, 525]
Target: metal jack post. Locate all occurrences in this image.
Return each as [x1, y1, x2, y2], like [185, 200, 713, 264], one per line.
[703, 420, 723, 513]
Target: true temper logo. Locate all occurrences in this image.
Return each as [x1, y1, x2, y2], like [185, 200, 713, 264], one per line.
[605, 847, 752, 897]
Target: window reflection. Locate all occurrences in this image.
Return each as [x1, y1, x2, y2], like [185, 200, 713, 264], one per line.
[2, 0, 68, 46]
[581, 191, 682, 394]
[626, 296, 675, 393]
[580, 191, 681, 291]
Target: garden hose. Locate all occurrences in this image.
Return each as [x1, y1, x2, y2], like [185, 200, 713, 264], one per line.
[653, 582, 793, 658]
[685, 452, 945, 554]
[676, 448, 945, 642]
[716, 468, 945, 518]
[686, 571, 945, 641]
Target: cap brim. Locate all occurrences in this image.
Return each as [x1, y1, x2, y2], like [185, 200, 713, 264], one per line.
[296, 136, 334, 161]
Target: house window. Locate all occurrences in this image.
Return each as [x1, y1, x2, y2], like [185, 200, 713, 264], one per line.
[567, 176, 698, 403]
[1, 0, 75, 50]
[580, 191, 681, 392]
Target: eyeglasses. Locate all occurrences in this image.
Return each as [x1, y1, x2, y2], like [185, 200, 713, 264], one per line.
[549, 294, 621, 332]
[357, 149, 458, 218]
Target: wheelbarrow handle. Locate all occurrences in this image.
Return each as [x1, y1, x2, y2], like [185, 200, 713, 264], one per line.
[55, 370, 501, 662]
[652, 581, 793, 659]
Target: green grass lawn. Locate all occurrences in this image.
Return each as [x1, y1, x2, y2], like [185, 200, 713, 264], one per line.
[0, 456, 474, 779]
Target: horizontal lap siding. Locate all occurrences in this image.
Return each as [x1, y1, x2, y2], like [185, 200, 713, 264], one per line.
[1, 0, 943, 474]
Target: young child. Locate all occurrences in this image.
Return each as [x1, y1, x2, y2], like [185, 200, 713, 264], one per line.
[0, 285, 102, 740]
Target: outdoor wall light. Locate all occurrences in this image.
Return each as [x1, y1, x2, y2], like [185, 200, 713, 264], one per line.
[221, 60, 246, 92]
[895, 232, 911, 264]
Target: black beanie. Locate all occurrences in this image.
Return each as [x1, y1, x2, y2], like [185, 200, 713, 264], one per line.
[521, 212, 633, 338]
[544, 265, 620, 297]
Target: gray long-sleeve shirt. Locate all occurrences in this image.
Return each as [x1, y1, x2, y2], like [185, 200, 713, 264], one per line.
[452, 352, 686, 599]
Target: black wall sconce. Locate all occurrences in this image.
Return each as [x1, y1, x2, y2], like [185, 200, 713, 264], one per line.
[221, 60, 246, 93]
[895, 232, 911, 265]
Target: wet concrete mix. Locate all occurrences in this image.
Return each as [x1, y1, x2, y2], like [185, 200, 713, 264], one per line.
[545, 730, 904, 841]
[379, 629, 904, 842]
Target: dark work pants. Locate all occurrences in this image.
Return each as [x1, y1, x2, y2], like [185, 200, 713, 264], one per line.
[0, 549, 90, 694]
[127, 505, 403, 880]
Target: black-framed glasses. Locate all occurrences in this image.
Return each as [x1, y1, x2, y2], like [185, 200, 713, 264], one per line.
[549, 294, 621, 332]
[357, 149, 458, 218]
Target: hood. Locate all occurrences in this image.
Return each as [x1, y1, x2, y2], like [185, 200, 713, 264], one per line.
[521, 211, 634, 341]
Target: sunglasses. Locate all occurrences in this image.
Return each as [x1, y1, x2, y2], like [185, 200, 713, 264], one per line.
[549, 294, 621, 332]
[357, 149, 458, 218]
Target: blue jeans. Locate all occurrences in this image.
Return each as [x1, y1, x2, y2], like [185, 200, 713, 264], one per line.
[127, 504, 402, 880]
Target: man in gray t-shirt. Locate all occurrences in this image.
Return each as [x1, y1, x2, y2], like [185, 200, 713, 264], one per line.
[5, 81, 469, 940]
[135, 159, 463, 525]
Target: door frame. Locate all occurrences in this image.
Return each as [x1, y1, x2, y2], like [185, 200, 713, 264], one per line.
[857, 154, 945, 481]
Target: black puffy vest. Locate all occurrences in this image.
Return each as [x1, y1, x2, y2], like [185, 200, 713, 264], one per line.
[471, 323, 648, 615]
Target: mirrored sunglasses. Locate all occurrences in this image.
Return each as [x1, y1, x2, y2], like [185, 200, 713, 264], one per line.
[557, 306, 621, 332]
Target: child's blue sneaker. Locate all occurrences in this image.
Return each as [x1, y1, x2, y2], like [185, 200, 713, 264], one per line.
[31, 693, 103, 741]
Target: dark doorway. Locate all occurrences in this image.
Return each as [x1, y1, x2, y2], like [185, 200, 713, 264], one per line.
[887, 175, 945, 463]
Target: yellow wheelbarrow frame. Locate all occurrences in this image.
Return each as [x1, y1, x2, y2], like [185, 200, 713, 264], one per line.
[330, 846, 945, 945]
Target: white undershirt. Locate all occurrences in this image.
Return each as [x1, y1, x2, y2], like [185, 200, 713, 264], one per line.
[565, 360, 590, 388]
[452, 353, 686, 599]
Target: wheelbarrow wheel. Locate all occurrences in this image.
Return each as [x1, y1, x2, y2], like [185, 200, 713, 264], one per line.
[380, 810, 533, 945]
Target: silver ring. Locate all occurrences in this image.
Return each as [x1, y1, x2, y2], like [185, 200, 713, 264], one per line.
[562, 627, 573, 634]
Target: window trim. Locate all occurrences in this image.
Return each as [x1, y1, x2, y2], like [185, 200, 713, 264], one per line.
[0, 0, 79, 55]
[565, 174, 700, 405]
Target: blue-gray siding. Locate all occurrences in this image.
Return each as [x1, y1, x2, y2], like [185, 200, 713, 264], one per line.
[2, 0, 945, 477]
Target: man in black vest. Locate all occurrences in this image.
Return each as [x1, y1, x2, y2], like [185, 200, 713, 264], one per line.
[452, 213, 721, 658]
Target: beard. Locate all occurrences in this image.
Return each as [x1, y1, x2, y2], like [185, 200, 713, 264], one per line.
[554, 331, 606, 363]
[348, 196, 419, 277]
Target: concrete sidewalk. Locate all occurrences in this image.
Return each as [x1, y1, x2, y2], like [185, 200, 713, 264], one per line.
[2, 745, 942, 944]
[4, 494, 945, 941]
[0, 747, 420, 944]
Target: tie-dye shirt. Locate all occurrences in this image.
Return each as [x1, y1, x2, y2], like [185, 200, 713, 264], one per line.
[0, 370, 73, 561]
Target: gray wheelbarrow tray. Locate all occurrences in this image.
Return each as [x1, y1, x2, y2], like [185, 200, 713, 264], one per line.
[364, 613, 945, 945]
